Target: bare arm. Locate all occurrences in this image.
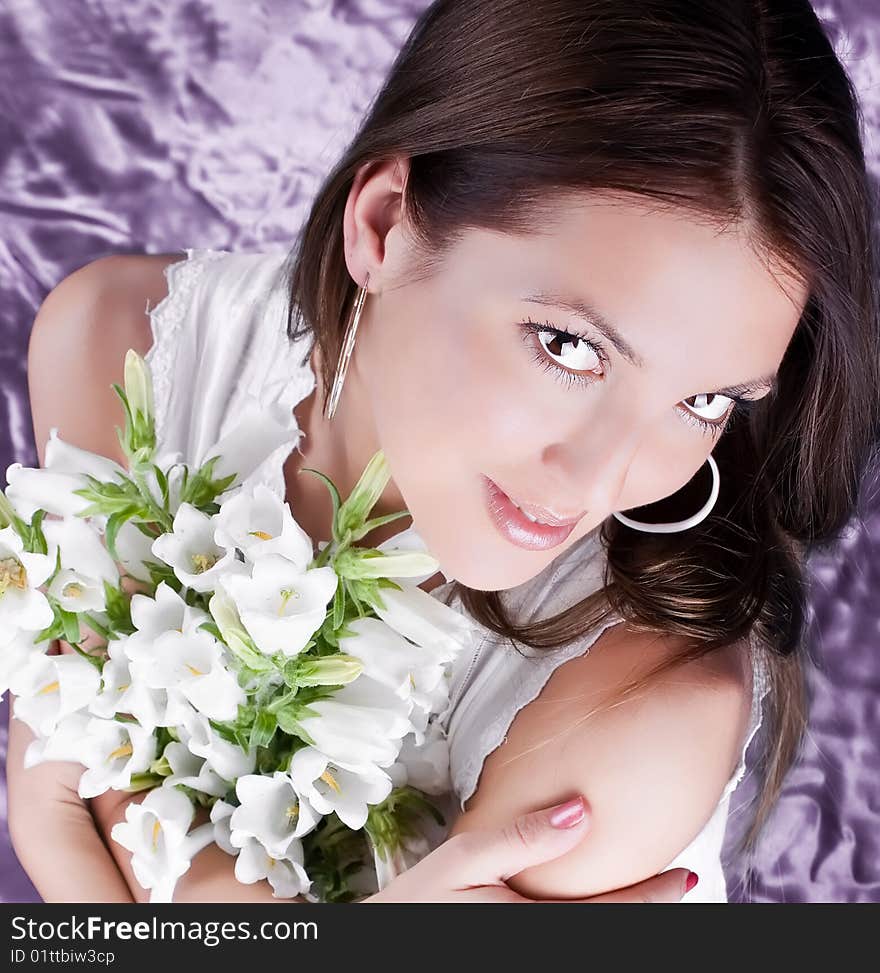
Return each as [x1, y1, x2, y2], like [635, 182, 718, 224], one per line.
[447, 621, 752, 899]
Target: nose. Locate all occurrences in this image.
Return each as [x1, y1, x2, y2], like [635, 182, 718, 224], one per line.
[540, 422, 642, 517]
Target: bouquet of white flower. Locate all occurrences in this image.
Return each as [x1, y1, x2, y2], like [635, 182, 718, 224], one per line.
[0, 350, 478, 903]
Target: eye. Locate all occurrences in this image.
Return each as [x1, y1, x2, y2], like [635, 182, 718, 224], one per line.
[679, 392, 735, 431]
[519, 317, 756, 438]
[534, 326, 603, 374]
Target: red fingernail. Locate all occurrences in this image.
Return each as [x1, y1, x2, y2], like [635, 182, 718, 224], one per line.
[549, 796, 586, 829]
[685, 871, 699, 893]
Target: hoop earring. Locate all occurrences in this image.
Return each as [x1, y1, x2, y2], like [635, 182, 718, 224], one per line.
[324, 272, 370, 421]
[611, 455, 720, 533]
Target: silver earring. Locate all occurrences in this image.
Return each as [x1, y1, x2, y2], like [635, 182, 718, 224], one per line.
[611, 455, 720, 533]
[324, 272, 370, 421]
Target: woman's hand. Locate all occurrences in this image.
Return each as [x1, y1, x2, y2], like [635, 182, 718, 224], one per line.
[363, 796, 694, 903]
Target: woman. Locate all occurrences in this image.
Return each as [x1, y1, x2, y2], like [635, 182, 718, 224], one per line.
[7, 0, 880, 903]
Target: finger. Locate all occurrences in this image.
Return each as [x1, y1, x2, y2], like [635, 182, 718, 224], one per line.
[453, 796, 591, 886]
[573, 868, 694, 904]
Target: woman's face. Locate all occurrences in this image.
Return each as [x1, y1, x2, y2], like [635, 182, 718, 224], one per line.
[335, 161, 807, 592]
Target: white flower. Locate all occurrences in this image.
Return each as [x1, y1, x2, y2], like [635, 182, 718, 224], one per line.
[23, 710, 92, 769]
[370, 581, 479, 662]
[213, 484, 313, 568]
[92, 635, 192, 731]
[0, 627, 45, 705]
[162, 742, 228, 798]
[151, 503, 243, 593]
[233, 834, 311, 899]
[127, 627, 245, 722]
[11, 652, 101, 737]
[376, 526, 449, 585]
[197, 397, 302, 494]
[77, 717, 157, 799]
[179, 709, 256, 781]
[4, 429, 125, 520]
[229, 771, 320, 854]
[295, 675, 413, 774]
[220, 555, 337, 657]
[386, 720, 452, 796]
[336, 615, 448, 704]
[373, 833, 433, 892]
[114, 520, 158, 584]
[129, 581, 209, 639]
[43, 516, 119, 597]
[110, 783, 212, 903]
[209, 798, 238, 855]
[0, 526, 54, 632]
[46, 569, 104, 613]
[289, 746, 392, 830]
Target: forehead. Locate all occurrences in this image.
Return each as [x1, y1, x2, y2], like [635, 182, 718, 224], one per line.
[466, 192, 809, 385]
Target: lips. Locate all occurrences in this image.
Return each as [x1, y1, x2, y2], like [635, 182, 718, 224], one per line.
[482, 476, 582, 551]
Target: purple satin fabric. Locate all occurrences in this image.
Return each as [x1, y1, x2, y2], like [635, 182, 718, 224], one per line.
[1, 0, 878, 903]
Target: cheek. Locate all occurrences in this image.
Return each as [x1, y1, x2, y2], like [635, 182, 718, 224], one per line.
[368, 318, 525, 473]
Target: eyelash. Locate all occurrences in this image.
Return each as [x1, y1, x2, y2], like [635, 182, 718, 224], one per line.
[518, 317, 759, 438]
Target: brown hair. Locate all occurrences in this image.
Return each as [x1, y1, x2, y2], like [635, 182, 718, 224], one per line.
[283, 0, 880, 859]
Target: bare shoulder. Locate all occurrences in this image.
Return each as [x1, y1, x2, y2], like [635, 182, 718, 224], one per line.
[27, 253, 186, 465]
[447, 620, 753, 900]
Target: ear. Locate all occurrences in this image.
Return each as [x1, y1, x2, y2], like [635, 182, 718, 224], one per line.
[342, 155, 411, 291]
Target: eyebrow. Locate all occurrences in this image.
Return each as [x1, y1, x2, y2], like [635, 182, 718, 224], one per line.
[522, 290, 779, 397]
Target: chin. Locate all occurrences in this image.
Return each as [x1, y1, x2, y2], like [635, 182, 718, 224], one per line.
[418, 529, 548, 593]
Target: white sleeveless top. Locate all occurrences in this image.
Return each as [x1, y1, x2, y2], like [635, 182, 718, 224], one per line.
[144, 246, 772, 903]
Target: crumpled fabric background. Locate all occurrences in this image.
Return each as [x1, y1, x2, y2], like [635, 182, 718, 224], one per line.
[1, 0, 878, 903]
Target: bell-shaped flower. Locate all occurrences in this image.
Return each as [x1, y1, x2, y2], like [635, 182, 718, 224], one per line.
[162, 742, 228, 798]
[229, 771, 321, 855]
[179, 708, 256, 781]
[151, 503, 243, 593]
[386, 720, 452, 796]
[92, 635, 192, 731]
[43, 516, 119, 595]
[127, 627, 245, 722]
[213, 484, 313, 568]
[0, 627, 45, 705]
[375, 525, 454, 585]
[232, 833, 310, 899]
[197, 397, 302, 494]
[46, 568, 105, 614]
[23, 709, 92, 768]
[219, 555, 337, 658]
[0, 526, 54, 632]
[110, 783, 211, 902]
[129, 581, 209, 640]
[114, 519, 158, 584]
[294, 675, 413, 774]
[11, 651, 101, 737]
[369, 581, 480, 662]
[77, 716, 157, 799]
[336, 616, 448, 704]
[4, 428, 125, 520]
[372, 832, 434, 892]
[209, 798, 238, 855]
[288, 746, 392, 830]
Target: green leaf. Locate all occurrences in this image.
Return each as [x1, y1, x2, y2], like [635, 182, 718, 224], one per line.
[347, 508, 411, 543]
[298, 467, 342, 543]
[27, 509, 48, 555]
[103, 581, 134, 635]
[331, 581, 346, 629]
[59, 609, 81, 645]
[152, 464, 169, 507]
[248, 710, 278, 750]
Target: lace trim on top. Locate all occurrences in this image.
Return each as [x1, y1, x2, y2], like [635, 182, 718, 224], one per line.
[144, 247, 229, 438]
